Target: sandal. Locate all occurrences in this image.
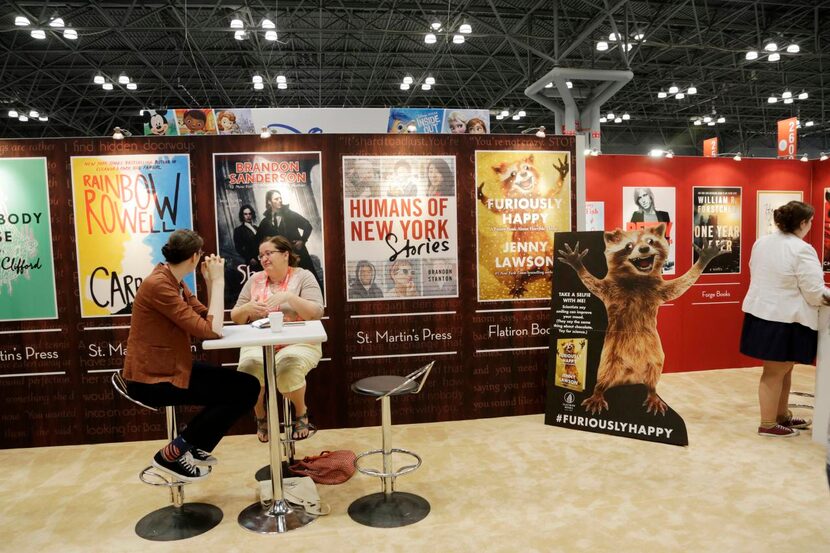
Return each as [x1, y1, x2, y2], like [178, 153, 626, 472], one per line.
[291, 412, 315, 441]
[256, 416, 269, 443]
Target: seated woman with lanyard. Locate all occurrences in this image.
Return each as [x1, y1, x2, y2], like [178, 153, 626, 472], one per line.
[232, 235, 324, 443]
[122, 229, 260, 481]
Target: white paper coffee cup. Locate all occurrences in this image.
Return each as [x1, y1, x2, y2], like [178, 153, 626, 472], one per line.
[268, 311, 284, 332]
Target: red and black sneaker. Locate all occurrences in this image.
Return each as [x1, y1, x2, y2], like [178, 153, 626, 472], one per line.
[780, 416, 812, 430]
[758, 424, 799, 438]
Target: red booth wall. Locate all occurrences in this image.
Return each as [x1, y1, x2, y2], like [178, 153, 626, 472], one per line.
[586, 155, 814, 373]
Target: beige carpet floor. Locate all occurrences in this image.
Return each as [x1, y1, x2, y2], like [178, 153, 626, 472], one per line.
[0, 366, 827, 553]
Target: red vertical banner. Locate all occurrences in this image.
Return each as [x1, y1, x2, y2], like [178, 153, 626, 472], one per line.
[777, 117, 798, 159]
[702, 137, 718, 157]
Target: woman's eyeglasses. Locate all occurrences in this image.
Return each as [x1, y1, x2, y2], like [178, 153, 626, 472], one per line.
[258, 250, 285, 260]
[393, 268, 412, 275]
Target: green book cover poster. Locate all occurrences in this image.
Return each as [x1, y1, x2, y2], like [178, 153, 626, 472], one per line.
[0, 157, 57, 321]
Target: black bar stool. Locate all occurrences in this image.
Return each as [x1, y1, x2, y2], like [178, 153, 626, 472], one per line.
[348, 361, 434, 528]
[111, 372, 223, 541]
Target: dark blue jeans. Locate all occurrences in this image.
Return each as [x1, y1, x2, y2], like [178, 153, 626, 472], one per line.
[126, 361, 259, 452]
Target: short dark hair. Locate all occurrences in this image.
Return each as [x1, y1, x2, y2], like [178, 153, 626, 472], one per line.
[260, 235, 300, 267]
[238, 203, 256, 223]
[161, 229, 203, 264]
[774, 200, 814, 233]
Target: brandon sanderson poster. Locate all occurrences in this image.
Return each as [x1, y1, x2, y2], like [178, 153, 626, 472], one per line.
[71, 155, 194, 317]
[475, 150, 571, 301]
[214, 152, 326, 306]
[692, 187, 741, 274]
[0, 157, 57, 321]
[545, 231, 688, 446]
[343, 155, 458, 301]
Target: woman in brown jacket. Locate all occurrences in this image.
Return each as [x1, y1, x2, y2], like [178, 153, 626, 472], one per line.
[122, 230, 259, 481]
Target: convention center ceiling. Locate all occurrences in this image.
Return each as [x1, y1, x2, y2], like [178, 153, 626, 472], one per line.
[0, 0, 826, 151]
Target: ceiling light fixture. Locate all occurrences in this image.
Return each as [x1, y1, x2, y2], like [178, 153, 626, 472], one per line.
[745, 50, 759, 60]
[800, 154, 808, 162]
[431, 20, 442, 31]
[767, 96, 778, 103]
[820, 153, 828, 161]
[400, 83, 410, 91]
[459, 21, 472, 34]
[535, 126, 546, 138]
[18, 115, 28, 122]
[768, 52, 781, 62]
[805, 121, 814, 127]
[38, 116, 48, 122]
[452, 34, 465, 44]
[118, 73, 130, 84]
[687, 85, 697, 95]
[260, 126, 272, 139]
[784, 98, 793, 104]
[614, 117, 622, 123]
[421, 83, 432, 91]
[264, 30, 278, 41]
[649, 148, 664, 158]
[545, 82, 553, 89]
[102, 83, 113, 90]
[657, 90, 667, 99]
[733, 153, 742, 161]
[693, 119, 702, 126]
[518, 110, 526, 117]
[566, 81, 573, 89]
[230, 18, 244, 29]
[786, 43, 800, 53]
[30, 29, 46, 39]
[500, 110, 509, 117]
[261, 18, 275, 29]
[717, 116, 726, 123]
[798, 90, 808, 100]
[126, 83, 137, 90]
[668, 84, 679, 94]
[8, 110, 18, 118]
[253, 82, 264, 90]
[29, 110, 39, 118]
[234, 30, 246, 40]
[276, 75, 287, 84]
[665, 150, 675, 159]
[252, 74, 263, 84]
[93, 74, 105, 85]
[782, 90, 792, 99]
[676, 92, 685, 99]
[14, 16, 30, 26]
[63, 28, 77, 39]
[764, 41, 778, 52]
[596, 41, 609, 51]
[424, 33, 436, 44]
[277, 82, 287, 90]
[425, 75, 435, 85]
[622, 113, 631, 120]
[49, 17, 65, 28]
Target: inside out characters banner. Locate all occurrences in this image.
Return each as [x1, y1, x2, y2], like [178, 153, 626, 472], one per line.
[71, 155, 194, 317]
[475, 150, 571, 301]
[622, 187, 676, 275]
[214, 152, 326, 306]
[546, 231, 693, 446]
[343, 155, 458, 301]
[692, 187, 741, 274]
[0, 157, 57, 321]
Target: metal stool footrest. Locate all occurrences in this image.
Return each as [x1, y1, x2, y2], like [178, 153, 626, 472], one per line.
[355, 448, 422, 479]
[139, 466, 189, 487]
[279, 422, 318, 445]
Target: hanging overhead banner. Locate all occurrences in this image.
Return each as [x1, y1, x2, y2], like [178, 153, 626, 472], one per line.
[777, 117, 798, 159]
[213, 151, 326, 306]
[342, 155, 458, 301]
[703, 137, 718, 157]
[475, 150, 571, 301]
[0, 157, 57, 321]
[71, 154, 194, 317]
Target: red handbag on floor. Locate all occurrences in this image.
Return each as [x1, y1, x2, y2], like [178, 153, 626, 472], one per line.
[289, 450, 356, 485]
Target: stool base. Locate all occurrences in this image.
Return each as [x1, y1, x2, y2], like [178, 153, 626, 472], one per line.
[348, 491, 430, 528]
[238, 500, 317, 533]
[255, 461, 293, 482]
[134, 503, 223, 541]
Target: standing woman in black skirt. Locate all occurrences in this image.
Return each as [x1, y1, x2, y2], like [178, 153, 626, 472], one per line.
[741, 201, 829, 437]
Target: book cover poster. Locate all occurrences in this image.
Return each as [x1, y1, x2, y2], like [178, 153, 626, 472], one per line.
[585, 201, 604, 231]
[343, 155, 458, 301]
[622, 187, 676, 275]
[213, 152, 325, 306]
[71, 155, 194, 317]
[475, 150, 571, 301]
[692, 187, 741, 274]
[825, 189, 830, 272]
[0, 157, 57, 321]
[757, 190, 803, 239]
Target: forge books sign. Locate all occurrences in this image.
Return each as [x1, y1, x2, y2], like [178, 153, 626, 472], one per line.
[542, 229, 731, 446]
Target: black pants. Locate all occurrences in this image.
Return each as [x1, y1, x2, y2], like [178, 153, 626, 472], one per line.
[126, 362, 260, 452]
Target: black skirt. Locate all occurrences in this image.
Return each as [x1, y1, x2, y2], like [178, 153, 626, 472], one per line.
[740, 312, 817, 364]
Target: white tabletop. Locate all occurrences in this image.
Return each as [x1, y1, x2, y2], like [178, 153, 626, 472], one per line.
[202, 320, 327, 350]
